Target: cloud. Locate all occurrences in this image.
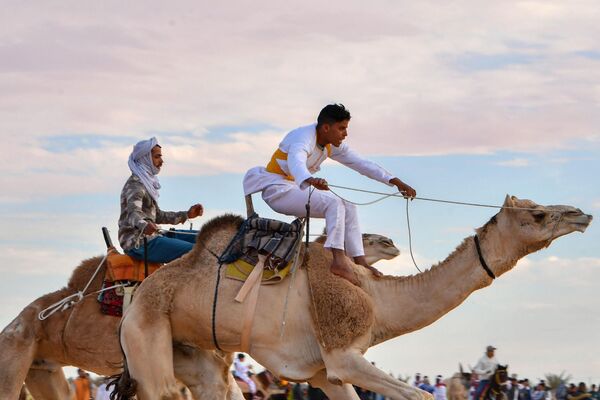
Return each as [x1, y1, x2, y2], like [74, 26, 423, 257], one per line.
[2, 1, 600, 160]
[495, 158, 531, 167]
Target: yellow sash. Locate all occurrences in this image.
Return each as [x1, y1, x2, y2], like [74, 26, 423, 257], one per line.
[265, 144, 332, 181]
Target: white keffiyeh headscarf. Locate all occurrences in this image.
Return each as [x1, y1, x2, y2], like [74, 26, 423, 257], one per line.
[128, 137, 161, 202]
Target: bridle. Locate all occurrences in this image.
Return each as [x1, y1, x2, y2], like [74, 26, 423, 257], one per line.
[474, 210, 564, 281]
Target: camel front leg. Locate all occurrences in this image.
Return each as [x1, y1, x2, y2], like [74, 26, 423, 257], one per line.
[120, 311, 182, 400]
[308, 369, 361, 400]
[0, 315, 37, 400]
[25, 367, 72, 400]
[322, 349, 433, 400]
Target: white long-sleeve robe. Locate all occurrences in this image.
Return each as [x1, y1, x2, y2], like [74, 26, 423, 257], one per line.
[243, 124, 394, 256]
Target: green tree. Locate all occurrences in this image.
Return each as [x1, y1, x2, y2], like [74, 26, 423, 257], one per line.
[545, 371, 572, 390]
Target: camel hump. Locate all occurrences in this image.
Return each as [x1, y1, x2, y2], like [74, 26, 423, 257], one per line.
[306, 243, 374, 350]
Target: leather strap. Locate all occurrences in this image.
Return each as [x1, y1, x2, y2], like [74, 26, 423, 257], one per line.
[235, 254, 267, 353]
[474, 235, 495, 280]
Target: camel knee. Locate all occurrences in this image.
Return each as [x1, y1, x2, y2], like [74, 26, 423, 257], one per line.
[327, 374, 343, 386]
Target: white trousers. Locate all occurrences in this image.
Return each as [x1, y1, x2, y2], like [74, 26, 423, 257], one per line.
[239, 374, 256, 394]
[262, 184, 365, 257]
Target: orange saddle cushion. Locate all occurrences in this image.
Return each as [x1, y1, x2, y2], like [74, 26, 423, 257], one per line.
[105, 251, 162, 282]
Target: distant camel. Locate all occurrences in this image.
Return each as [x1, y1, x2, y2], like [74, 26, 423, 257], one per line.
[446, 365, 472, 400]
[112, 196, 591, 400]
[0, 232, 398, 400]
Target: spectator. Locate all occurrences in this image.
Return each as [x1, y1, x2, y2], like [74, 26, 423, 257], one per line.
[569, 384, 578, 396]
[532, 383, 546, 400]
[556, 382, 569, 400]
[419, 376, 435, 394]
[234, 353, 257, 400]
[414, 373, 423, 388]
[434, 375, 447, 400]
[292, 382, 305, 400]
[518, 379, 532, 400]
[507, 377, 519, 400]
[73, 369, 92, 400]
[567, 383, 591, 400]
[590, 385, 599, 400]
[95, 377, 112, 400]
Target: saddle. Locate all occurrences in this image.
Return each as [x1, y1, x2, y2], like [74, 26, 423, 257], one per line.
[98, 227, 164, 317]
[104, 251, 162, 282]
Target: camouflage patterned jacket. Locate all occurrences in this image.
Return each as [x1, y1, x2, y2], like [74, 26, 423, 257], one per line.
[118, 174, 188, 251]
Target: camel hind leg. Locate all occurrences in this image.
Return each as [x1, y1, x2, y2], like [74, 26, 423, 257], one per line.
[308, 369, 361, 400]
[25, 367, 72, 400]
[118, 308, 182, 400]
[0, 312, 38, 400]
[173, 346, 239, 400]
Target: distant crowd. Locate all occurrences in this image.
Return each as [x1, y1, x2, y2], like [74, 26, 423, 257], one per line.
[17, 366, 599, 400]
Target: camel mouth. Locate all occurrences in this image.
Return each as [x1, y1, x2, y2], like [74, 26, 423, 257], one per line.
[569, 213, 593, 232]
[381, 247, 401, 258]
[559, 213, 593, 235]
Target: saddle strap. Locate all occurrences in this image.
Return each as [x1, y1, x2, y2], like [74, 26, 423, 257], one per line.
[236, 254, 266, 352]
[122, 285, 138, 312]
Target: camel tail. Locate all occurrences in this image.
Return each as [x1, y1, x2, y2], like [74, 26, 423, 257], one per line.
[107, 356, 137, 400]
[107, 324, 137, 400]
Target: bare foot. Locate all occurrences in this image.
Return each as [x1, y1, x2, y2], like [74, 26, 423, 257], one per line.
[330, 261, 361, 286]
[353, 256, 383, 277]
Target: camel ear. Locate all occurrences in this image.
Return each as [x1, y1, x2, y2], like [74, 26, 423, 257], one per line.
[503, 194, 515, 210]
[459, 363, 464, 373]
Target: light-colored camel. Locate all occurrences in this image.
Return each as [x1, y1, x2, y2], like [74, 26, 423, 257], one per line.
[113, 196, 591, 400]
[0, 233, 398, 400]
[446, 365, 471, 400]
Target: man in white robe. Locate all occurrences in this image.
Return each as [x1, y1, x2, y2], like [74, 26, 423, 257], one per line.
[233, 353, 256, 398]
[243, 103, 416, 285]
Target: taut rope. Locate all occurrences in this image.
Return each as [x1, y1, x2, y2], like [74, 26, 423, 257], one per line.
[326, 183, 558, 273]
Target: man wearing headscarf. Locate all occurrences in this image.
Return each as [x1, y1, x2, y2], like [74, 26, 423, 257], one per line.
[118, 137, 204, 263]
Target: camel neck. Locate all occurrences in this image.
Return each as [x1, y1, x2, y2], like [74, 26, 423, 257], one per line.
[365, 230, 520, 346]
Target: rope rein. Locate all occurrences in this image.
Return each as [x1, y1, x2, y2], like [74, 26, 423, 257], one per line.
[328, 184, 545, 211]
[326, 183, 563, 274]
[38, 251, 119, 320]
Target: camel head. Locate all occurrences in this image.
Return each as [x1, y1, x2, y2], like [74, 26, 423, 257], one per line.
[457, 363, 472, 388]
[362, 233, 401, 265]
[482, 195, 592, 259]
[313, 231, 400, 265]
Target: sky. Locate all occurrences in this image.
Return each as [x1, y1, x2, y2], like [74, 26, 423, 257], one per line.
[1, 0, 599, 386]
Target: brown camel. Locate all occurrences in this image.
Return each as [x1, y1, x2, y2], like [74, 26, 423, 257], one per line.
[112, 196, 591, 400]
[0, 232, 398, 400]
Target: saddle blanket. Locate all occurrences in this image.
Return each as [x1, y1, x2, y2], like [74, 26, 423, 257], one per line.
[225, 258, 293, 284]
[98, 281, 124, 317]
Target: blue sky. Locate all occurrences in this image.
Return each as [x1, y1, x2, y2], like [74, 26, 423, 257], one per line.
[1, 0, 599, 385]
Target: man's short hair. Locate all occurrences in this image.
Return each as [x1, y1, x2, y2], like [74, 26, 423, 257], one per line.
[237, 353, 245, 359]
[317, 103, 351, 128]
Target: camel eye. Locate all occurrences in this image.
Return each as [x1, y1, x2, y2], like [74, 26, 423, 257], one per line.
[532, 210, 545, 223]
